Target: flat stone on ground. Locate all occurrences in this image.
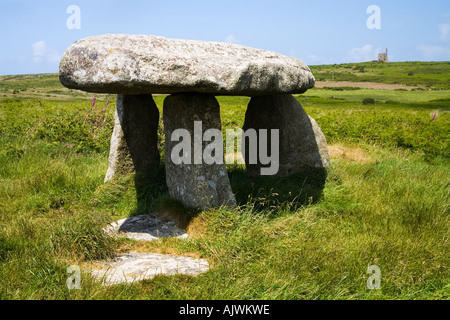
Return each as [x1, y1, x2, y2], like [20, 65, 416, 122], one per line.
[102, 214, 188, 241]
[89, 252, 209, 285]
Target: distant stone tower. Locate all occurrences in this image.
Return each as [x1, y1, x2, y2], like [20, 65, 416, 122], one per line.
[378, 48, 388, 62]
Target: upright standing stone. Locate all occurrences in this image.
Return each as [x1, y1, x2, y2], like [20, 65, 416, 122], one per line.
[104, 94, 160, 182]
[242, 94, 330, 177]
[163, 94, 236, 209]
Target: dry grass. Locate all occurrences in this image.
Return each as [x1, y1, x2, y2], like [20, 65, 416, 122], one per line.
[186, 215, 210, 239]
[116, 241, 204, 259]
[328, 144, 375, 164]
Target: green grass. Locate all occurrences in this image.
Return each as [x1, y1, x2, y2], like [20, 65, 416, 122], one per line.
[0, 68, 449, 300]
[304, 87, 450, 104]
[298, 88, 449, 159]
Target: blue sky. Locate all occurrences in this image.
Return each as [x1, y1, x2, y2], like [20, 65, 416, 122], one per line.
[0, 0, 449, 75]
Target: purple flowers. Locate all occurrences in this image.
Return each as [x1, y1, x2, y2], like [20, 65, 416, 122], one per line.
[432, 112, 437, 121]
[90, 97, 111, 107]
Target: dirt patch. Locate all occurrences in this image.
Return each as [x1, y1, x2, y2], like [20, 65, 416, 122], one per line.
[328, 145, 374, 164]
[186, 216, 209, 239]
[315, 81, 420, 91]
[117, 242, 203, 259]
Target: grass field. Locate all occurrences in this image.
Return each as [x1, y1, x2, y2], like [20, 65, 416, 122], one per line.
[0, 62, 449, 300]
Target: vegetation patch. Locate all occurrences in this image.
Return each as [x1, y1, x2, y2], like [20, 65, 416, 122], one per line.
[310, 61, 450, 89]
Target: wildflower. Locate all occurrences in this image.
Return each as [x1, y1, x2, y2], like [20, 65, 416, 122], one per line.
[106, 99, 109, 106]
[92, 97, 96, 106]
[432, 112, 437, 121]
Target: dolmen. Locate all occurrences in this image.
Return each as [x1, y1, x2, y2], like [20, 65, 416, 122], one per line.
[59, 34, 330, 209]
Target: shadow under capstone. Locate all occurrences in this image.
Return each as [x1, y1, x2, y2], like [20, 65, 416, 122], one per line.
[228, 167, 327, 215]
[130, 164, 326, 225]
[132, 167, 201, 230]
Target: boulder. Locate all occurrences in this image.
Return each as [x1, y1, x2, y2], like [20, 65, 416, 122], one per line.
[59, 34, 314, 96]
[242, 94, 330, 177]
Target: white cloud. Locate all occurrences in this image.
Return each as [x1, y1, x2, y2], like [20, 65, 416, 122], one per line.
[32, 41, 46, 63]
[345, 44, 382, 63]
[304, 54, 325, 64]
[415, 16, 450, 61]
[32, 41, 61, 64]
[302, 54, 341, 65]
[287, 49, 298, 57]
[225, 34, 239, 44]
[439, 23, 450, 42]
[417, 45, 450, 60]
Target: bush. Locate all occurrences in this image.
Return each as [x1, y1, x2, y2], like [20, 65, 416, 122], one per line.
[353, 66, 365, 73]
[362, 98, 376, 105]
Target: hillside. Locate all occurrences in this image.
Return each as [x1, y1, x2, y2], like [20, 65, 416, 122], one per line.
[310, 61, 450, 89]
[0, 73, 110, 101]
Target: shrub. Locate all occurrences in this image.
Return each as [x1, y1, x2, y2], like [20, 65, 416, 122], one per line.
[353, 66, 365, 73]
[362, 98, 376, 105]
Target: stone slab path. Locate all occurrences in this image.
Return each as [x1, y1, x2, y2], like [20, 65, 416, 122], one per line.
[89, 251, 209, 286]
